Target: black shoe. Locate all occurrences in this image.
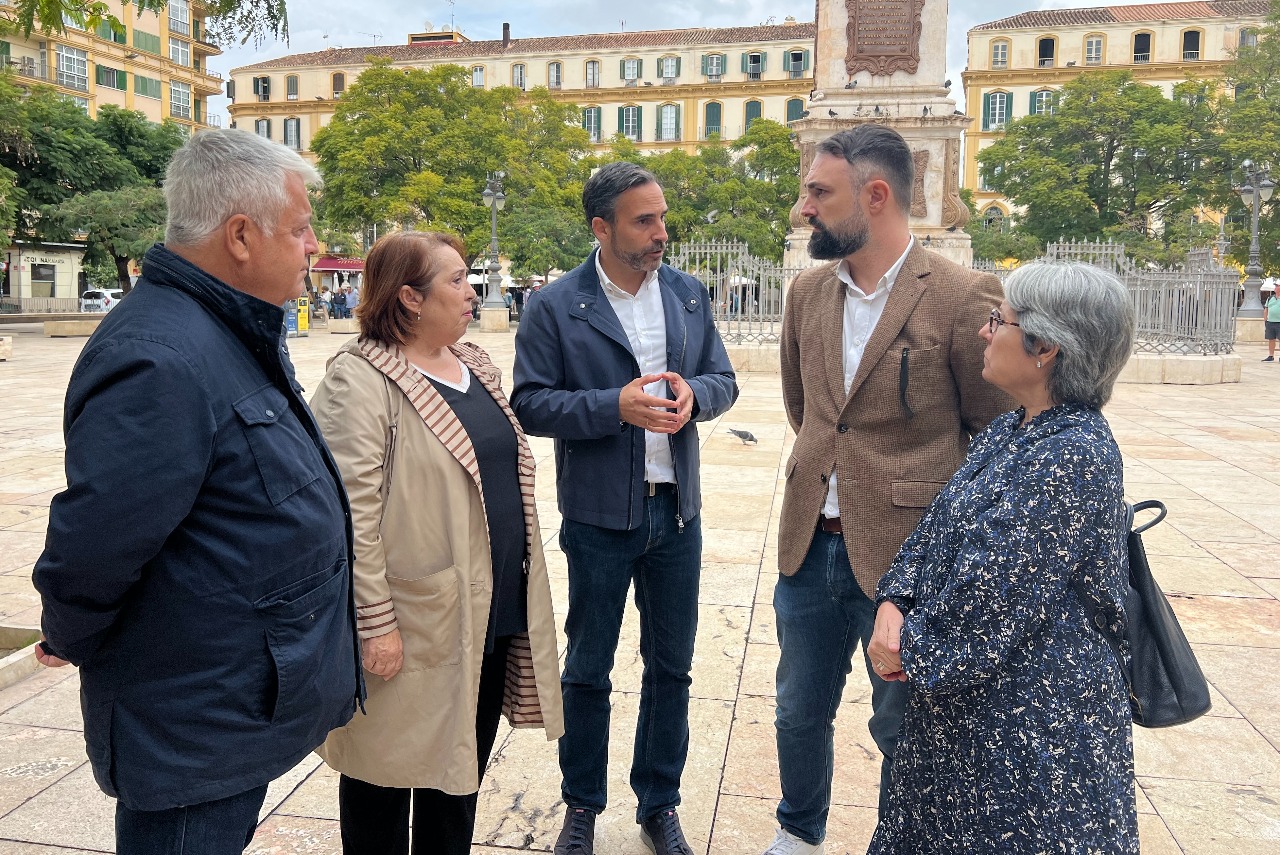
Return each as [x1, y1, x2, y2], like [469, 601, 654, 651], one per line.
[554, 807, 596, 855]
[1264, 356, 1276, 362]
[640, 808, 695, 855]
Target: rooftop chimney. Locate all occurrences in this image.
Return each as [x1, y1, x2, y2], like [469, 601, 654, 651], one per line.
[502, 22, 511, 48]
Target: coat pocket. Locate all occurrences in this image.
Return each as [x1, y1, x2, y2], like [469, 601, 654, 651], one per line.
[257, 562, 351, 723]
[235, 385, 322, 505]
[386, 567, 464, 672]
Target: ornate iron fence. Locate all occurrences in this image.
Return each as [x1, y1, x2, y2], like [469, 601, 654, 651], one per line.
[666, 239, 804, 343]
[973, 240, 1238, 355]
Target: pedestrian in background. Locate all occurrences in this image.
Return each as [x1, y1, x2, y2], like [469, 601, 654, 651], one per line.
[33, 129, 361, 855]
[513, 162, 738, 855]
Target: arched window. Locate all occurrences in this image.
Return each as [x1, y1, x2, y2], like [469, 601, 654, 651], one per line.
[1084, 34, 1105, 66]
[619, 105, 641, 141]
[982, 206, 1006, 231]
[286, 74, 298, 100]
[1030, 89, 1056, 116]
[1037, 36, 1057, 68]
[1240, 28, 1259, 49]
[990, 39, 1010, 69]
[786, 97, 804, 122]
[284, 117, 301, 150]
[585, 60, 600, 88]
[657, 103, 680, 141]
[982, 91, 1009, 130]
[703, 102, 722, 139]
[548, 61, 563, 89]
[1132, 31, 1153, 64]
[512, 63, 526, 89]
[331, 72, 345, 98]
[471, 66, 484, 87]
[659, 55, 680, 82]
[744, 99, 762, 130]
[254, 118, 271, 139]
[582, 106, 601, 142]
[1181, 29, 1203, 61]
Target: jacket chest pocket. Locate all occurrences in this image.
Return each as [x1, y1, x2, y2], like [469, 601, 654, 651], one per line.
[235, 386, 322, 505]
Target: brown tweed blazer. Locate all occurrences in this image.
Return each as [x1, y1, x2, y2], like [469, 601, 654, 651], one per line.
[778, 244, 1014, 598]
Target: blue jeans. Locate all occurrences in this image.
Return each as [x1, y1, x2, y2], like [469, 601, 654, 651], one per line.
[558, 488, 702, 823]
[116, 784, 268, 855]
[773, 530, 908, 845]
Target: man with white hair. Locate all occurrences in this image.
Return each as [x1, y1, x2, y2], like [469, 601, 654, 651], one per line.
[33, 129, 362, 854]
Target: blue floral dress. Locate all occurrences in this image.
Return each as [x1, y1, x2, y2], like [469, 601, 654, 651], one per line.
[870, 403, 1138, 855]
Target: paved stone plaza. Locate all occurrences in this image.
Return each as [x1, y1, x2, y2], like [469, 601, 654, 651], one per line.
[0, 322, 1277, 854]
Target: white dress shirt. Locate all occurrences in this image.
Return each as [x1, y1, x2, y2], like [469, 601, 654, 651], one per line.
[822, 239, 914, 519]
[596, 255, 676, 484]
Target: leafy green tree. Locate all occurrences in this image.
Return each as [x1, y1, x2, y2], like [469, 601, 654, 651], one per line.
[91, 106, 187, 185]
[0, 73, 30, 235]
[0, 86, 138, 237]
[3, 0, 287, 46]
[312, 62, 592, 266]
[979, 71, 1223, 258]
[504, 206, 594, 281]
[42, 186, 166, 291]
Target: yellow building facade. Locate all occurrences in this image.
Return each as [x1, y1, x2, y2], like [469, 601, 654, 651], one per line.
[0, 0, 224, 130]
[228, 19, 816, 159]
[962, 0, 1269, 228]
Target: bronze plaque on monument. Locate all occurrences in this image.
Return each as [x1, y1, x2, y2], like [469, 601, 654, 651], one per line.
[846, 0, 926, 76]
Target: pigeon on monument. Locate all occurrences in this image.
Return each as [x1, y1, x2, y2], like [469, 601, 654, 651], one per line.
[727, 429, 758, 445]
[828, 109, 838, 118]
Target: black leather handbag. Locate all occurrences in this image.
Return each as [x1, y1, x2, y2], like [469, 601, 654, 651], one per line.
[1077, 500, 1212, 728]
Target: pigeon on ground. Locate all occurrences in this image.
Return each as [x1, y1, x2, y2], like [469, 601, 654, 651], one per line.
[728, 429, 758, 445]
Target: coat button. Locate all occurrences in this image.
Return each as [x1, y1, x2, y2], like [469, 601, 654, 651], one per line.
[837, 423, 849, 433]
[580, 303, 587, 308]
[819, 473, 828, 483]
[265, 409, 275, 418]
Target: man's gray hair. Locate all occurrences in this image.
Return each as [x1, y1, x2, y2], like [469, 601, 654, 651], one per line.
[164, 130, 322, 246]
[1005, 262, 1135, 409]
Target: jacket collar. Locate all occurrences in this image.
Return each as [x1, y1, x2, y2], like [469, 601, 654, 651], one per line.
[567, 248, 701, 372]
[141, 244, 287, 359]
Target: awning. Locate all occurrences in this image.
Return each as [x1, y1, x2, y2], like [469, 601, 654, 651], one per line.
[311, 256, 364, 271]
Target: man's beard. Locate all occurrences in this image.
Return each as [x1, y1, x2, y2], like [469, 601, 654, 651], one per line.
[808, 216, 868, 259]
[611, 242, 666, 272]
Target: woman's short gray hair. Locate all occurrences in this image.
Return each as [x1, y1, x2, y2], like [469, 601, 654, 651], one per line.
[164, 130, 322, 246]
[1005, 262, 1135, 409]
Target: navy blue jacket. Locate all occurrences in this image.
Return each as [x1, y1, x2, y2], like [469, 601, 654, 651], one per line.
[511, 251, 738, 530]
[33, 245, 362, 811]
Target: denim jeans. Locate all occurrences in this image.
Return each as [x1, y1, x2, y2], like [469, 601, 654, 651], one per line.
[558, 488, 702, 823]
[773, 530, 909, 845]
[115, 783, 268, 855]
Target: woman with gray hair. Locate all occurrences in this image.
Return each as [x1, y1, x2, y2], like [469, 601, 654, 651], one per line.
[865, 262, 1139, 854]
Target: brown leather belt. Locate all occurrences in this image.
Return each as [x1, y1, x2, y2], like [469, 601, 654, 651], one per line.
[818, 516, 842, 534]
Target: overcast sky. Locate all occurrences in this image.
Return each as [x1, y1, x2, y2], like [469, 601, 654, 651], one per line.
[207, 1, 1168, 122]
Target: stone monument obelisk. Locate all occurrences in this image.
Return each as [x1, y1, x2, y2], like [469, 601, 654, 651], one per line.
[785, 0, 972, 267]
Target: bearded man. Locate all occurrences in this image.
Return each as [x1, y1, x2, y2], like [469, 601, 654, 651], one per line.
[758, 125, 1012, 855]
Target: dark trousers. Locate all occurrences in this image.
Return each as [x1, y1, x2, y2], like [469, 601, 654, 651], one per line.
[115, 783, 268, 855]
[773, 530, 909, 844]
[338, 636, 511, 855]
[557, 488, 702, 823]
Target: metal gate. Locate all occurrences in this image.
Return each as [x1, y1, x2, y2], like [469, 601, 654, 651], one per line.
[666, 239, 805, 343]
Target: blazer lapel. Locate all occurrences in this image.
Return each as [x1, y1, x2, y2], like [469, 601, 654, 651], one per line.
[567, 250, 635, 360]
[817, 268, 848, 410]
[843, 245, 931, 405]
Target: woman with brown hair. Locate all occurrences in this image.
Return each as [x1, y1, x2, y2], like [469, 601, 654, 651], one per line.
[310, 231, 563, 854]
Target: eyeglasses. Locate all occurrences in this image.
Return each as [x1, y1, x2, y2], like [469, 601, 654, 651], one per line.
[988, 308, 1022, 335]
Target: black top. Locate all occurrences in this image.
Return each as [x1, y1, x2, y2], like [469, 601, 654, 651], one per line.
[425, 368, 528, 648]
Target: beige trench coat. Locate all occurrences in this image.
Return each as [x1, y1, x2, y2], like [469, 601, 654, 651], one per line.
[311, 338, 564, 793]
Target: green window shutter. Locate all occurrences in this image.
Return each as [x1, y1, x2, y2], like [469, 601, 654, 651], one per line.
[674, 105, 681, 139]
[95, 64, 105, 86]
[582, 108, 589, 130]
[287, 76, 298, 98]
[635, 106, 643, 141]
[620, 59, 626, 79]
[194, 99, 201, 122]
[803, 48, 811, 71]
[741, 52, 748, 73]
[746, 100, 761, 128]
[1030, 91, 1037, 114]
[0, 41, 9, 60]
[760, 53, 767, 73]
[982, 92, 992, 130]
[618, 106, 625, 134]
[700, 54, 708, 75]
[637, 59, 643, 79]
[675, 57, 681, 76]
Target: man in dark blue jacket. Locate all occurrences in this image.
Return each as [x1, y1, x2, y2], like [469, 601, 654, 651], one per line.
[512, 162, 738, 855]
[33, 130, 362, 854]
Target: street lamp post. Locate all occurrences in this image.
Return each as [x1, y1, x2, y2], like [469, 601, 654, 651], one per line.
[481, 172, 507, 310]
[1235, 159, 1275, 318]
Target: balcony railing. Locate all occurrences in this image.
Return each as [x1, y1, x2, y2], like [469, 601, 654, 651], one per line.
[662, 77, 676, 85]
[747, 70, 762, 80]
[57, 70, 89, 91]
[992, 59, 1008, 69]
[789, 69, 807, 79]
[706, 74, 722, 83]
[203, 114, 222, 128]
[550, 81, 561, 89]
[1133, 53, 1151, 63]
[169, 19, 190, 36]
[1038, 58, 1055, 67]
[625, 78, 638, 87]
[1183, 50, 1200, 61]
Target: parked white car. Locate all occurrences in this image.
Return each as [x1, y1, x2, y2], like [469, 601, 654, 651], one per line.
[79, 289, 124, 313]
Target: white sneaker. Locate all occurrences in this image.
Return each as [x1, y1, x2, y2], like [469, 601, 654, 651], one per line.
[761, 827, 824, 855]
